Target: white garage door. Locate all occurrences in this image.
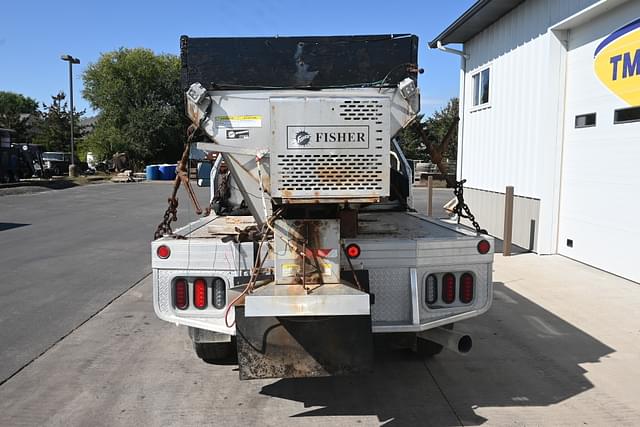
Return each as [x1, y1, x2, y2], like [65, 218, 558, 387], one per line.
[559, 5, 640, 283]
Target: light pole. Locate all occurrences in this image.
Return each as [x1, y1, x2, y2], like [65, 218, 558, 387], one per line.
[61, 54, 80, 177]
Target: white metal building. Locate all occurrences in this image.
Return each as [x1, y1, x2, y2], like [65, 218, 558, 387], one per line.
[430, 0, 640, 283]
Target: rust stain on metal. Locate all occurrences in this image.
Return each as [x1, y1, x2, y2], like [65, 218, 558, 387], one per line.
[281, 189, 293, 198]
[284, 220, 327, 286]
[282, 197, 380, 204]
[186, 102, 201, 125]
[262, 173, 271, 192]
[316, 167, 344, 184]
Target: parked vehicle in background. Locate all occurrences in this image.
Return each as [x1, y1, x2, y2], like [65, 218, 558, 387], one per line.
[0, 129, 48, 182]
[414, 161, 456, 185]
[42, 152, 88, 176]
[43, 152, 72, 176]
[16, 144, 46, 179]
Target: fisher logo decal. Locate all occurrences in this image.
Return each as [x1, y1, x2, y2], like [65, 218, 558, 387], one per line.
[594, 17, 640, 106]
[294, 130, 311, 146]
[287, 125, 369, 149]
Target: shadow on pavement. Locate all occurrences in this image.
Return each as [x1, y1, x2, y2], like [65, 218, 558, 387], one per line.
[0, 180, 80, 190]
[492, 238, 529, 256]
[0, 180, 81, 196]
[259, 282, 614, 426]
[0, 222, 30, 232]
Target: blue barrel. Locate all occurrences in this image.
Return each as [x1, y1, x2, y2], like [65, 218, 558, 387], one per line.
[145, 165, 160, 180]
[159, 164, 177, 180]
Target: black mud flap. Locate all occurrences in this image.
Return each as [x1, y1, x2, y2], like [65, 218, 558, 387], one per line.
[235, 307, 373, 380]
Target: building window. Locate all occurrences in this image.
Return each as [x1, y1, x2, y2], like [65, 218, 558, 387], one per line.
[614, 106, 640, 124]
[472, 68, 490, 106]
[575, 113, 596, 128]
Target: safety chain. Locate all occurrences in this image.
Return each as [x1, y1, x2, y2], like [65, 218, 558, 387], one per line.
[453, 179, 487, 234]
[153, 125, 198, 240]
[154, 198, 181, 240]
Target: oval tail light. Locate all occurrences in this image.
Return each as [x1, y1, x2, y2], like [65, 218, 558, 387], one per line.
[212, 278, 226, 309]
[425, 274, 437, 305]
[193, 278, 207, 309]
[442, 273, 456, 304]
[460, 273, 474, 304]
[174, 278, 188, 310]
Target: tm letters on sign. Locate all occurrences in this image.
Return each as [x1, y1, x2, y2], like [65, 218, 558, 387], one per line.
[594, 17, 640, 106]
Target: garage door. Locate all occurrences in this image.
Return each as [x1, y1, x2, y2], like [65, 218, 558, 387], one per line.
[559, 6, 640, 283]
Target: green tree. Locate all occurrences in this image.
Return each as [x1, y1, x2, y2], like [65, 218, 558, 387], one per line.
[82, 48, 185, 166]
[80, 118, 127, 161]
[397, 113, 426, 160]
[32, 92, 86, 151]
[0, 91, 39, 144]
[423, 97, 459, 161]
[397, 97, 459, 163]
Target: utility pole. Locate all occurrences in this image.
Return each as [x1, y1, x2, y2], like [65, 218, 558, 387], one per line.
[61, 54, 80, 177]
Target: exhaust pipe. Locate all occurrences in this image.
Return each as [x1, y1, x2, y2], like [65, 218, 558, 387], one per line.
[419, 327, 472, 354]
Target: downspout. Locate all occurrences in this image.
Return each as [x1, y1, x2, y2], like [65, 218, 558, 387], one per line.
[436, 41, 469, 59]
[435, 41, 468, 179]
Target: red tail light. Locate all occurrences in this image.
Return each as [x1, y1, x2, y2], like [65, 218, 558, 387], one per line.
[442, 273, 456, 304]
[193, 278, 207, 309]
[174, 279, 188, 310]
[477, 240, 490, 254]
[346, 243, 361, 258]
[157, 245, 171, 259]
[460, 273, 474, 304]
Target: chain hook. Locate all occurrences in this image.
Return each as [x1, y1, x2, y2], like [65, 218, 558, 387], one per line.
[453, 179, 487, 235]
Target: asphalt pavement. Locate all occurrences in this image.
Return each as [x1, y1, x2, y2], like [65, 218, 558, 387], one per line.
[411, 186, 454, 219]
[0, 181, 206, 384]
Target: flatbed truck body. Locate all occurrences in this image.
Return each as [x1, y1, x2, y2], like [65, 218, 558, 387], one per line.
[151, 34, 494, 378]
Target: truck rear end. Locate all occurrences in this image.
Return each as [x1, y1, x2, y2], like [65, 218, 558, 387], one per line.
[151, 34, 494, 379]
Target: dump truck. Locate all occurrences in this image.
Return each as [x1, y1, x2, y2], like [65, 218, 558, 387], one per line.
[151, 34, 494, 379]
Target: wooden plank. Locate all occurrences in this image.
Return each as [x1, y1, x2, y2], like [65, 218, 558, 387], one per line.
[207, 216, 256, 235]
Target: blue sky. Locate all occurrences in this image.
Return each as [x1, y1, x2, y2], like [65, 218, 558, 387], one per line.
[1, 0, 473, 117]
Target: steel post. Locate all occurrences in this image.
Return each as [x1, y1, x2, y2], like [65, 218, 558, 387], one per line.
[503, 185, 514, 256]
[68, 60, 75, 168]
[427, 175, 433, 216]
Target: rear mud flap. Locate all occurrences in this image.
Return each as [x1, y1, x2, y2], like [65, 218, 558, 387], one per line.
[235, 307, 373, 380]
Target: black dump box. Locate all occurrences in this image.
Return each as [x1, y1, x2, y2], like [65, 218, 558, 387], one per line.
[180, 34, 418, 91]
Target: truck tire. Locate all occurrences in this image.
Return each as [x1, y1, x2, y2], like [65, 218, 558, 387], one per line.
[193, 338, 236, 363]
[415, 324, 454, 358]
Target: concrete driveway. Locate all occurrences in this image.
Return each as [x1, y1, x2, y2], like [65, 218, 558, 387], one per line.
[0, 251, 638, 426]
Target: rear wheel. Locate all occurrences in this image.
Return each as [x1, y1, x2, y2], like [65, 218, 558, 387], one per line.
[193, 337, 237, 363]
